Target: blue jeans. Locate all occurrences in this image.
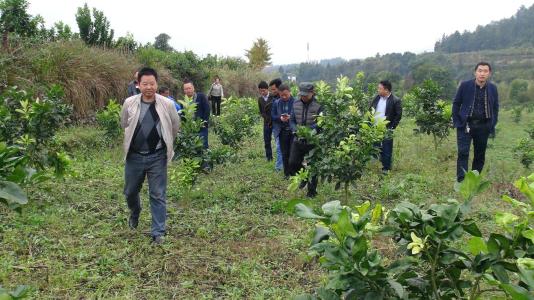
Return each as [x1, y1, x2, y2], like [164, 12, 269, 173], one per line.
[199, 127, 209, 149]
[263, 124, 273, 160]
[379, 138, 393, 171]
[124, 149, 167, 237]
[275, 136, 283, 171]
[456, 120, 491, 182]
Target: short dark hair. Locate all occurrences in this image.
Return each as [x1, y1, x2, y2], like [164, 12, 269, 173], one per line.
[269, 78, 282, 88]
[183, 79, 194, 86]
[379, 80, 392, 92]
[475, 62, 492, 72]
[137, 67, 158, 82]
[278, 83, 290, 92]
[158, 86, 170, 93]
[258, 81, 268, 89]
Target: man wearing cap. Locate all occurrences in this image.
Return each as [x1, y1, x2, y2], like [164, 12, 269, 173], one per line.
[289, 82, 322, 197]
[370, 80, 402, 173]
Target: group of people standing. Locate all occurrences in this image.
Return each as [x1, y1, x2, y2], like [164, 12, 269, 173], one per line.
[121, 62, 499, 244]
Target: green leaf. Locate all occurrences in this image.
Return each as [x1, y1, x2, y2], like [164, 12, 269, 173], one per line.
[312, 225, 331, 245]
[10, 285, 30, 299]
[467, 236, 488, 255]
[295, 204, 326, 220]
[371, 204, 382, 225]
[500, 283, 534, 300]
[463, 221, 482, 237]
[495, 212, 519, 227]
[387, 279, 405, 299]
[332, 209, 357, 239]
[522, 230, 534, 243]
[0, 180, 28, 206]
[356, 201, 371, 216]
[321, 201, 342, 216]
[515, 177, 534, 206]
[492, 263, 510, 284]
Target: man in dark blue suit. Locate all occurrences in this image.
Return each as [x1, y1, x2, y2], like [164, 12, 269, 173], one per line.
[452, 62, 499, 182]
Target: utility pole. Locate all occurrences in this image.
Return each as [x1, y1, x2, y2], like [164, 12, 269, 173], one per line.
[307, 42, 310, 63]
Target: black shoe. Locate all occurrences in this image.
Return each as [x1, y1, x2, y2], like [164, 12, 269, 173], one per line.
[306, 191, 317, 198]
[128, 215, 138, 229]
[152, 236, 164, 245]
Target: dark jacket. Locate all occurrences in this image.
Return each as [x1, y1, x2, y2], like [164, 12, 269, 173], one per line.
[258, 94, 274, 127]
[127, 80, 140, 97]
[452, 79, 499, 131]
[370, 93, 402, 129]
[194, 92, 210, 127]
[290, 96, 322, 133]
[271, 96, 295, 138]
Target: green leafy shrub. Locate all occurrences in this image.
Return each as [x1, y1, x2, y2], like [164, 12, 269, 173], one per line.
[296, 171, 534, 299]
[96, 99, 121, 140]
[404, 80, 452, 149]
[212, 96, 257, 150]
[515, 125, 534, 168]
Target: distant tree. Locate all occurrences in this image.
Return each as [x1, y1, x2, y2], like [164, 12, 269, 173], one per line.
[509, 79, 529, 105]
[75, 3, 114, 47]
[116, 32, 138, 52]
[154, 33, 173, 52]
[245, 37, 271, 70]
[53, 21, 74, 41]
[0, 0, 40, 49]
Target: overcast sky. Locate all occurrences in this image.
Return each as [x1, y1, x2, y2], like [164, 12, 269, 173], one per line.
[28, 0, 534, 65]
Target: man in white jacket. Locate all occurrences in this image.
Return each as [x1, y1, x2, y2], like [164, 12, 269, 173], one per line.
[120, 67, 180, 245]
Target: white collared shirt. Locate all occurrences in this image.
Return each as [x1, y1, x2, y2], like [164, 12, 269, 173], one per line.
[375, 94, 390, 123]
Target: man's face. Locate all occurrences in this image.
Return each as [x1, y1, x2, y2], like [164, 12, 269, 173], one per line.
[475, 65, 491, 83]
[160, 90, 170, 98]
[259, 88, 269, 97]
[269, 85, 279, 97]
[280, 90, 291, 101]
[139, 75, 157, 98]
[300, 93, 313, 103]
[377, 84, 389, 97]
[183, 83, 195, 97]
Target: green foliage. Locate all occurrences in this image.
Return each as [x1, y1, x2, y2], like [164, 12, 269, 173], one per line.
[0, 85, 71, 210]
[0, 285, 30, 299]
[405, 80, 452, 149]
[295, 76, 387, 202]
[75, 3, 114, 47]
[173, 97, 204, 161]
[245, 37, 271, 70]
[169, 158, 201, 192]
[297, 171, 534, 299]
[0, 0, 41, 48]
[96, 99, 121, 140]
[212, 96, 257, 149]
[435, 4, 534, 53]
[515, 125, 534, 168]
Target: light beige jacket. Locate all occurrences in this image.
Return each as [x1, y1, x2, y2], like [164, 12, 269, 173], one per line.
[121, 94, 180, 164]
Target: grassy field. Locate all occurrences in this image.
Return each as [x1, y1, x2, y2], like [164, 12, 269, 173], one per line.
[0, 110, 532, 299]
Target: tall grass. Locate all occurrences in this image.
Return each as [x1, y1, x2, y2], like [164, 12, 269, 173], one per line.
[1, 40, 177, 120]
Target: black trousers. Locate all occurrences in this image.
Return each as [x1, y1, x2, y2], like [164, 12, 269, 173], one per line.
[278, 129, 293, 177]
[456, 119, 491, 182]
[210, 96, 221, 116]
[289, 139, 318, 195]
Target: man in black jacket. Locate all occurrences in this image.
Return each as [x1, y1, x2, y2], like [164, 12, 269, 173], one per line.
[258, 81, 273, 161]
[370, 80, 402, 173]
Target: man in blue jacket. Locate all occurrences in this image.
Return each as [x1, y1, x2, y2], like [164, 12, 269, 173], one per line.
[183, 80, 210, 149]
[271, 83, 295, 178]
[452, 62, 499, 182]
